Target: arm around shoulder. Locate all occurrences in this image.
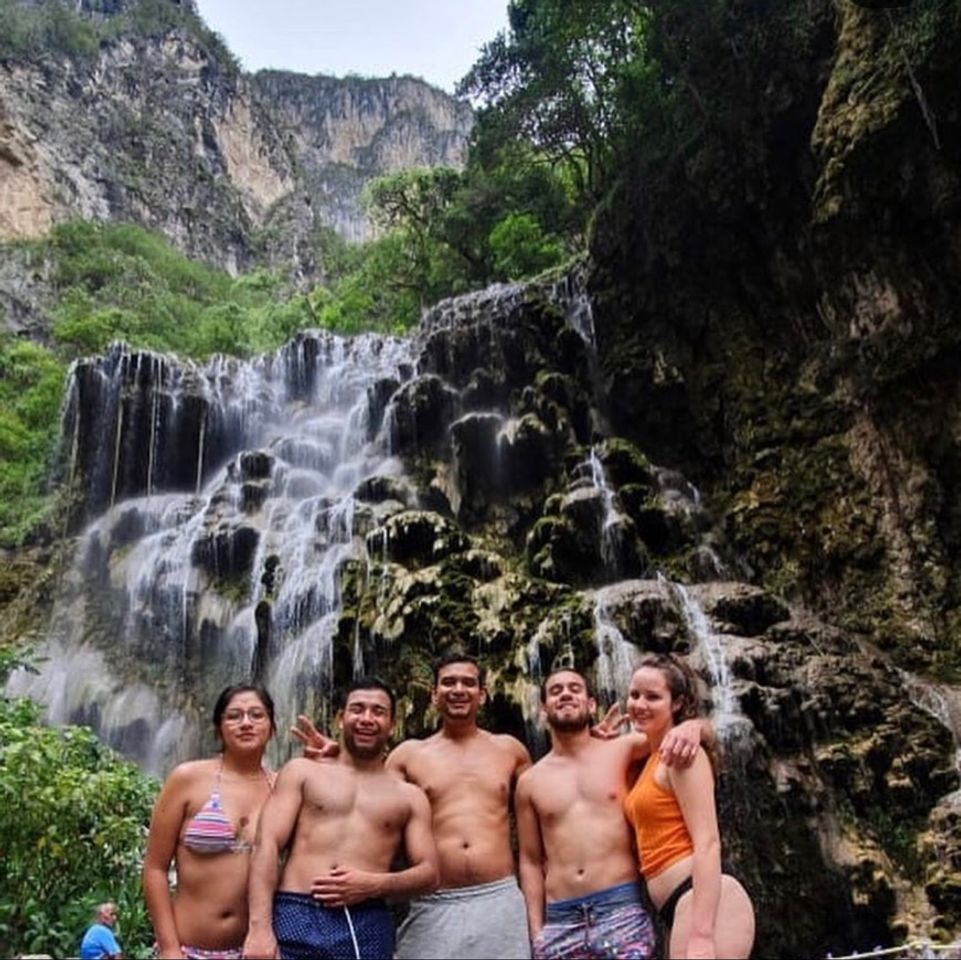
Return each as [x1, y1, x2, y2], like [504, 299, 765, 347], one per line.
[385, 737, 415, 779]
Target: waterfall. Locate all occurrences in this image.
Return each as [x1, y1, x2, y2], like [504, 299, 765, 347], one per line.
[582, 446, 629, 580]
[7, 332, 417, 773]
[670, 581, 745, 737]
[591, 587, 639, 707]
[7, 274, 607, 774]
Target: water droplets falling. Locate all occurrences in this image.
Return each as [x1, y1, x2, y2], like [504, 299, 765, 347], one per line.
[591, 588, 639, 707]
[669, 580, 751, 749]
[8, 331, 417, 772]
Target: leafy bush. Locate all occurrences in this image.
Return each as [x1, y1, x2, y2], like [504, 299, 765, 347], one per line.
[0, 695, 157, 959]
[0, 338, 66, 546]
[49, 221, 312, 358]
[489, 212, 566, 280]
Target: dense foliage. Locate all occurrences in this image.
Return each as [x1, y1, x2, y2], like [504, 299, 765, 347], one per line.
[0, 656, 157, 958]
[0, 338, 65, 546]
[49, 221, 312, 358]
[460, 0, 654, 205]
[0, 0, 238, 71]
[0, 220, 317, 546]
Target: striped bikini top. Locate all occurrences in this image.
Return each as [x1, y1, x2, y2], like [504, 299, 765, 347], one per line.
[181, 761, 269, 855]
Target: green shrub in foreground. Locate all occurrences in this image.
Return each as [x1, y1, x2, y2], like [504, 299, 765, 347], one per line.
[0, 694, 158, 959]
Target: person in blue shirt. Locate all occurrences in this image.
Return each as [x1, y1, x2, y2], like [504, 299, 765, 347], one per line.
[79, 902, 122, 960]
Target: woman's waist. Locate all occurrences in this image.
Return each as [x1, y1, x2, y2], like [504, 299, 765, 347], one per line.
[172, 896, 248, 948]
[645, 854, 694, 907]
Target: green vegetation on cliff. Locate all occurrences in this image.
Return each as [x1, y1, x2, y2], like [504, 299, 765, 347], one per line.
[50, 221, 311, 357]
[0, 220, 315, 545]
[0, 338, 64, 545]
[0, 0, 238, 71]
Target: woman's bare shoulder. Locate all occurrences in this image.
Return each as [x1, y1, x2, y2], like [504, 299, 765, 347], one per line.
[165, 756, 218, 785]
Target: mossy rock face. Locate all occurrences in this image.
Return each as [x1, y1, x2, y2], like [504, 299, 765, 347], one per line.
[388, 375, 458, 454]
[596, 437, 653, 489]
[238, 450, 273, 480]
[370, 510, 469, 570]
[699, 583, 790, 636]
[353, 475, 412, 506]
[190, 520, 259, 582]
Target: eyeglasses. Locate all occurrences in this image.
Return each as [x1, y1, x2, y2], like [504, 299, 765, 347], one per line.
[223, 708, 270, 725]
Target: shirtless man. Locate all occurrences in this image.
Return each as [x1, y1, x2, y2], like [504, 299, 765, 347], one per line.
[516, 668, 703, 960]
[243, 677, 437, 960]
[388, 651, 533, 960]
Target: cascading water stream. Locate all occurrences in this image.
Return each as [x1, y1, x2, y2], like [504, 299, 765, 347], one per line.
[7, 332, 418, 773]
[591, 588, 639, 707]
[669, 580, 754, 750]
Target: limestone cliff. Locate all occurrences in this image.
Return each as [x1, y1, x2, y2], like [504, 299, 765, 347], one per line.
[0, 0, 471, 301]
[0, 30, 293, 275]
[250, 71, 472, 244]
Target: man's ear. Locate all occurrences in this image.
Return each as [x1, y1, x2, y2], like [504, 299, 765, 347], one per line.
[478, 686, 488, 706]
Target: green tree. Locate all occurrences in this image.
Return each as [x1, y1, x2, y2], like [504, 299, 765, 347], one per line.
[460, 0, 653, 203]
[364, 168, 467, 304]
[0, 339, 66, 546]
[0, 695, 157, 958]
[489, 211, 565, 280]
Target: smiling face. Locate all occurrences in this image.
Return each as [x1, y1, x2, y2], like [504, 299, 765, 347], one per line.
[432, 660, 486, 723]
[341, 687, 395, 759]
[627, 665, 677, 739]
[542, 669, 596, 733]
[218, 689, 274, 755]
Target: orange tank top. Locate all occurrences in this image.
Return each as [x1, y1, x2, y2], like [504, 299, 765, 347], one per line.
[623, 753, 693, 879]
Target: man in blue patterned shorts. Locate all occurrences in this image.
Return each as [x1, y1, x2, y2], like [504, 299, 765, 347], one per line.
[515, 669, 704, 960]
[244, 678, 437, 960]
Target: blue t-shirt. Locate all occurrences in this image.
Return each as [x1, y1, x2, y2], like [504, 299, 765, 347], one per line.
[79, 922, 121, 959]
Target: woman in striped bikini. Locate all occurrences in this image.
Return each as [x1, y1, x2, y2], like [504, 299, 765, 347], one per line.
[143, 684, 276, 960]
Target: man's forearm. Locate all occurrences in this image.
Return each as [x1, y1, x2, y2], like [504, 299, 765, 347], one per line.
[519, 861, 546, 937]
[247, 841, 281, 930]
[377, 860, 437, 899]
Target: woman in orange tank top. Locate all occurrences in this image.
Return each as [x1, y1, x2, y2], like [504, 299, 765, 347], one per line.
[623, 654, 754, 960]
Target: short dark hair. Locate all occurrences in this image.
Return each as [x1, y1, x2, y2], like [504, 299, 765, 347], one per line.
[345, 676, 396, 718]
[540, 668, 594, 702]
[213, 683, 276, 732]
[431, 650, 486, 687]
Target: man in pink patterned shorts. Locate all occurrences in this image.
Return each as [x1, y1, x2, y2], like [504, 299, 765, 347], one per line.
[516, 668, 705, 959]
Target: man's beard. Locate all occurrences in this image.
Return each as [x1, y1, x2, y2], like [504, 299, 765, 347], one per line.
[344, 732, 386, 759]
[547, 708, 592, 733]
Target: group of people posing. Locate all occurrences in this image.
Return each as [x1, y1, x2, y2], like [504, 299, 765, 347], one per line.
[142, 651, 755, 960]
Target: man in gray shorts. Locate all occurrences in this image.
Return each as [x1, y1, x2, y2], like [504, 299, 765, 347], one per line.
[388, 651, 533, 960]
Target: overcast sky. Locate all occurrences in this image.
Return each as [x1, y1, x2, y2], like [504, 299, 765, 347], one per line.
[194, 1, 510, 94]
